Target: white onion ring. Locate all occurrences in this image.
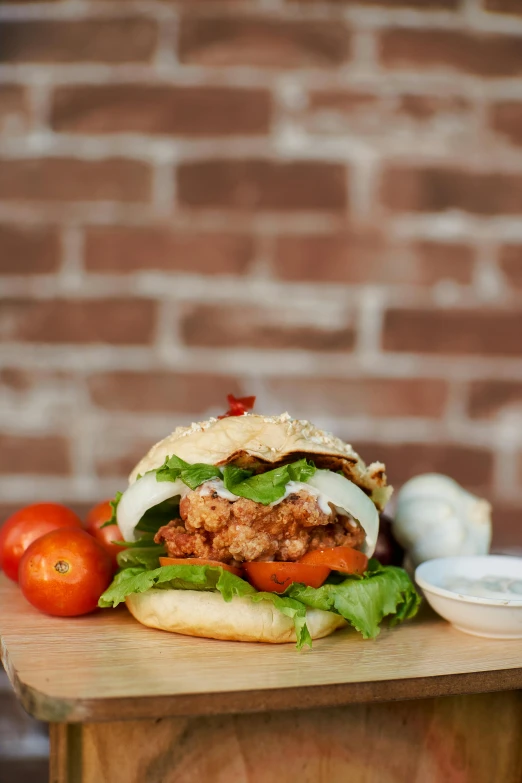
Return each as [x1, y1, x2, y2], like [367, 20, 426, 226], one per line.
[118, 468, 380, 554]
[118, 473, 187, 543]
[307, 470, 379, 556]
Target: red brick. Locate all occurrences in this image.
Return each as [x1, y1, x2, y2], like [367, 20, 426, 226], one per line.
[309, 90, 379, 113]
[411, 241, 475, 284]
[490, 102, 522, 146]
[499, 245, 522, 289]
[84, 227, 254, 275]
[381, 166, 522, 215]
[267, 377, 448, 418]
[0, 19, 157, 64]
[304, 90, 381, 135]
[0, 85, 30, 134]
[383, 308, 522, 357]
[181, 304, 355, 351]
[490, 504, 522, 550]
[274, 234, 474, 285]
[51, 85, 272, 137]
[304, 89, 471, 136]
[0, 299, 156, 345]
[398, 94, 470, 120]
[297, 0, 457, 5]
[0, 368, 34, 392]
[380, 29, 522, 77]
[484, 0, 522, 13]
[179, 17, 350, 68]
[0, 158, 151, 203]
[468, 380, 522, 419]
[0, 434, 70, 475]
[0, 225, 61, 274]
[178, 160, 347, 212]
[0, 367, 69, 392]
[88, 372, 242, 413]
[94, 433, 161, 478]
[355, 442, 493, 492]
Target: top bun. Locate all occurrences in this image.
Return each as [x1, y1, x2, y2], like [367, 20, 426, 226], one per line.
[130, 413, 392, 510]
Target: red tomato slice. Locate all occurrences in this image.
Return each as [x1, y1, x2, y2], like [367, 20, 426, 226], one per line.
[243, 562, 330, 594]
[159, 556, 243, 577]
[300, 546, 368, 575]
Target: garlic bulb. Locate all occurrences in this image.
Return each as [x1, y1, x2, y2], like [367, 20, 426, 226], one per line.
[393, 474, 492, 567]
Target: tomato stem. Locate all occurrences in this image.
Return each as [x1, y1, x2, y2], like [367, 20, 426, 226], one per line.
[54, 560, 70, 574]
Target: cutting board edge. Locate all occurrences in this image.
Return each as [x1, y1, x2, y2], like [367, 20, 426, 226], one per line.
[7, 665, 522, 724]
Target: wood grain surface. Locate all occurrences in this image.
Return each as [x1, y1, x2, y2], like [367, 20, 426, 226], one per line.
[50, 692, 522, 783]
[2, 574, 522, 723]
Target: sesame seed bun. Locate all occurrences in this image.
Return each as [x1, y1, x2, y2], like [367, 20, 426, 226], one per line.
[130, 413, 391, 510]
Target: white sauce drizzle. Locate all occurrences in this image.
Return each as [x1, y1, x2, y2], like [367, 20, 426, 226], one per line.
[445, 575, 522, 600]
[198, 479, 239, 503]
[197, 478, 333, 514]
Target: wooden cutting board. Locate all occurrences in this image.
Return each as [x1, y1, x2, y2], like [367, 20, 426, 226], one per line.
[1, 573, 521, 724]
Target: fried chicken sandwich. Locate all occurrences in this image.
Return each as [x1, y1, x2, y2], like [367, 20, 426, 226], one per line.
[99, 401, 419, 648]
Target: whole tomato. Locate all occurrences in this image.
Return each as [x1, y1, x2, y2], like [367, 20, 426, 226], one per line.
[0, 503, 83, 582]
[19, 528, 113, 616]
[85, 500, 124, 570]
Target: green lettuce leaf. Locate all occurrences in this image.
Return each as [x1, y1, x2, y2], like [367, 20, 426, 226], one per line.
[100, 491, 123, 529]
[135, 498, 180, 535]
[114, 533, 162, 548]
[116, 544, 166, 571]
[99, 564, 255, 609]
[222, 459, 316, 505]
[286, 561, 420, 640]
[250, 592, 312, 649]
[98, 564, 312, 649]
[99, 559, 419, 649]
[155, 454, 222, 489]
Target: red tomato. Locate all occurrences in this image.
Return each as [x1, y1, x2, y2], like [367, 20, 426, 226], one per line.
[159, 556, 243, 577]
[19, 528, 113, 616]
[243, 562, 330, 594]
[0, 503, 83, 583]
[299, 546, 368, 575]
[85, 500, 124, 570]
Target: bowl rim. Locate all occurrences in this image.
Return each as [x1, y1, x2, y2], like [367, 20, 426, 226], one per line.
[415, 555, 522, 607]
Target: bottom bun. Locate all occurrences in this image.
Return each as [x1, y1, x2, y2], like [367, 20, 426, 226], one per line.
[125, 589, 346, 644]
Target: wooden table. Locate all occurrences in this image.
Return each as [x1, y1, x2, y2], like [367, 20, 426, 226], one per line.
[1, 574, 521, 783]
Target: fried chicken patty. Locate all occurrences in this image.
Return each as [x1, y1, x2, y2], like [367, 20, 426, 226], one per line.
[154, 487, 366, 564]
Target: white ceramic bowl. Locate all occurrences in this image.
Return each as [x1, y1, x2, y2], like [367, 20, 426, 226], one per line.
[415, 556, 522, 639]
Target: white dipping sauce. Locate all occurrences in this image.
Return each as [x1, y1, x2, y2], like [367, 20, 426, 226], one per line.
[198, 478, 333, 515]
[445, 575, 522, 601]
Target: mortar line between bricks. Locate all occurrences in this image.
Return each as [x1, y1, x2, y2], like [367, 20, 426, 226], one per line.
[3, 207, 522, 241]
[2, 345, 522, 381]
[0, 1, 495, 34]
[5, 66, 522, 101]
[0, 274, 518, 309]
[0, 411, 514, 448]
[0, 1, 176, 22]
[0, 414, 520, 448]
[5, 133, 522, 171]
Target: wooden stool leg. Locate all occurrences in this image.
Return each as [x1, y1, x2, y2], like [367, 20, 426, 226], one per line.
[49, 724, 83, 783]
[49, 691, 522, 783]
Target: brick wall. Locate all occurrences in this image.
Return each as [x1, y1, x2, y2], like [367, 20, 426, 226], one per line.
[1, 0, 522, 552]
